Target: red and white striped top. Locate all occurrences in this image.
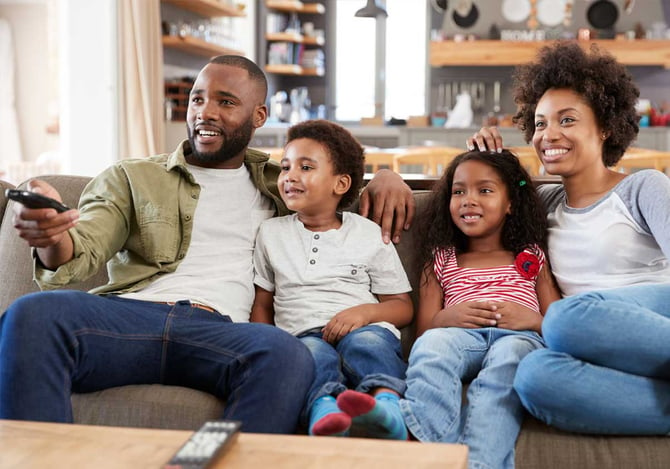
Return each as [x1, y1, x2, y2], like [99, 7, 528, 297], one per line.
[433, 245, 545, 313]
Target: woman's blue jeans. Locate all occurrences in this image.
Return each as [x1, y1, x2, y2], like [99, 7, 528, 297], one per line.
[298, 325, 407, 421]
[0, 291, 314, 434]
[400, 327, 544, 469]
[514, 284, 670, 435]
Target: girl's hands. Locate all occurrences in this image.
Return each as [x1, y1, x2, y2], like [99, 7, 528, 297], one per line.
[494, 302, 543, 333]
[430, 300, 542, 332]
[431, 301, 501, 329]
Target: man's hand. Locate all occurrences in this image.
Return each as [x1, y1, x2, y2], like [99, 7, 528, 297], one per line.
[11, 180, 78, 268]
[359, 169, 415, 244]
[466, 126, 504, 153]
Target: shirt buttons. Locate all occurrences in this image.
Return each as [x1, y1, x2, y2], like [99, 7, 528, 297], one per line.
[178, 253, 185, 259]
[185, 215, 191, 221]
[351, 269, 357, 275]
[312, 247, 318, 253]
[191, 193, 197, 199]
[310, 259, 316, 265]
[314, 234, 320, 240]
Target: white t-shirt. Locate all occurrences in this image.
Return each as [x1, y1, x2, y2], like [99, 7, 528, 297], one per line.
[538, 170, 670, 297]
[253, 212, 412, 337]
[121, 164, 275, 322]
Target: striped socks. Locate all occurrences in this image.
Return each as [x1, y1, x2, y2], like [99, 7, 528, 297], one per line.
[309, 395, 351, 436]
[336, 390, 408, 440]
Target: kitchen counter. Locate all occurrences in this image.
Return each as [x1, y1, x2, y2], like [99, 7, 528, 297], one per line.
[164, 121, 670, 153]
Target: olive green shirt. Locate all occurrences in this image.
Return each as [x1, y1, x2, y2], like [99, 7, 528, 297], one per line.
[35, 140, 288, 294]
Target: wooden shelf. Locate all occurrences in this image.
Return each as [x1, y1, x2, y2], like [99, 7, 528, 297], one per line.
[266, 0, 325, 14]
[265, 64, 324, 76]
[162, 35, 243, 57]
[430, 40, 670, 68]
[161, 0, 245, 17]
[266, 32, 324, 45]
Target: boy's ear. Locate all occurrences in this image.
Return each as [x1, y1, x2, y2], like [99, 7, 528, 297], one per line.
[334, 174, 352, 196]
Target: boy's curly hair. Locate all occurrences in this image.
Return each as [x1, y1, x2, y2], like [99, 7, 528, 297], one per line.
[286, 119, 365, 210]
[512, 41, 639, 167]
[413, 150, 548, 280]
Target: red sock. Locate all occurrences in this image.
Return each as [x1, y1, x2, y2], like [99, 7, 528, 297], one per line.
[311, 412, 351, 436]
[336, 390, 376, 417]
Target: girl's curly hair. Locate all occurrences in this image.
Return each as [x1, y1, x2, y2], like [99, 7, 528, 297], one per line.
[512, 41, 639, 167]
[286, 119, 364, 210]
[413, 150, 548, 281]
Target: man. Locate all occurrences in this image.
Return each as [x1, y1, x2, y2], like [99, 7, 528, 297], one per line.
[0, 55, 413, 433]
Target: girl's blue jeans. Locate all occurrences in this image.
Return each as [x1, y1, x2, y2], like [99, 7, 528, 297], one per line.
[0, 291, 314, 434]
[514, 283, 670, 436]
[298, 325, 407, 421]
[400, 327, 544, 469]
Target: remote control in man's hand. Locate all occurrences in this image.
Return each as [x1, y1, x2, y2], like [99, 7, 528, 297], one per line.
[5, 189, 70, 213]
[164, 420, 241, 469]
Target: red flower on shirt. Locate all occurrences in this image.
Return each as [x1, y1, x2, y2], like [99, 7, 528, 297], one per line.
[515, 251, 540, 280]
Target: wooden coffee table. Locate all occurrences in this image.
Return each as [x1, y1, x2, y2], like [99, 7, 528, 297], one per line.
[0, 419, 468, 468]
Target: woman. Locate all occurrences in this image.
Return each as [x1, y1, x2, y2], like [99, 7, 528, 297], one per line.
[468, 41, 670, 435]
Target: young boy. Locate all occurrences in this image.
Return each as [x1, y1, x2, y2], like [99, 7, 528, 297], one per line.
[251, 120, 412, 438]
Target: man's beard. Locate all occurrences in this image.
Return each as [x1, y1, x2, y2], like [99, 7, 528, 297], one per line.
[187, 118, 254, 164]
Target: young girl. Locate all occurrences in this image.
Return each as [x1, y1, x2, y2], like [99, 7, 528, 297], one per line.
[251, 119, 413, 438]
[398, 150, 561, 469]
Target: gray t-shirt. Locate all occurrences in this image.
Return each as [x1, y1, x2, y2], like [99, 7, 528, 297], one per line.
[253, 212, 411, 337]
[538, 170, 670, 297]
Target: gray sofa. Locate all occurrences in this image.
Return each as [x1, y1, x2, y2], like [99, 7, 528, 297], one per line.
[1, 174, 668, 468]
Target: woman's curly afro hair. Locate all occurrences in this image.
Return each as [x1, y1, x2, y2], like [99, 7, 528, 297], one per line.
[512, 41, 639, 167]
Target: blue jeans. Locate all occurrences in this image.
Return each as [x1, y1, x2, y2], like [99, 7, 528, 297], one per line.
[299, 325, 406, 420]
[514, 284, 670, 435]
[400, 327, 544, 469]
[0, 291, 314, 434]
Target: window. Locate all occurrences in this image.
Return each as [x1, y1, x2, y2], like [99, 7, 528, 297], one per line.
[335, 0, 427, 122]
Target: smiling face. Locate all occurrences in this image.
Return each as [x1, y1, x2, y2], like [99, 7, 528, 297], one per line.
[186, 63, 267, 169]
[279, 138, 351, 218]
[532, 88, 606, 178]
[449, 160, 511, 246]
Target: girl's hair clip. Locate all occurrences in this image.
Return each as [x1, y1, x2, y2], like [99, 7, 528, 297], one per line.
[519, 180, 527, 187]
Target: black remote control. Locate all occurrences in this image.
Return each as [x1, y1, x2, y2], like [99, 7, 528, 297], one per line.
[5, 189, 70, 213]
[164, 420, 241, 469]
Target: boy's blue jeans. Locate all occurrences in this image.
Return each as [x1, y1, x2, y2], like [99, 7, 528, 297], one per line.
[400, 327, 544, 469]
[298, 325, 407, 421]
[0, 291, 314, 434]
[515, 284, 670, 435]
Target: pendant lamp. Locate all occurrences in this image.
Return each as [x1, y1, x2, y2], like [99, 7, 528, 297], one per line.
[355, 0, 388, 18]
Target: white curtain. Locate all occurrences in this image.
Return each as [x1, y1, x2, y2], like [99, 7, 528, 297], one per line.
[0, 18, 23, 176]
[117, 0, 164, 159]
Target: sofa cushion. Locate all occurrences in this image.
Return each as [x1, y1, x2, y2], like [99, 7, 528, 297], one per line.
[72, 384, 224, 430]
[516, 417, 670, 469]
[0, 179, 15, 222]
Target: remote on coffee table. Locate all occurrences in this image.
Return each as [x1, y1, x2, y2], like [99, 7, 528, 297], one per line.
[164, 420, 241, 469]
